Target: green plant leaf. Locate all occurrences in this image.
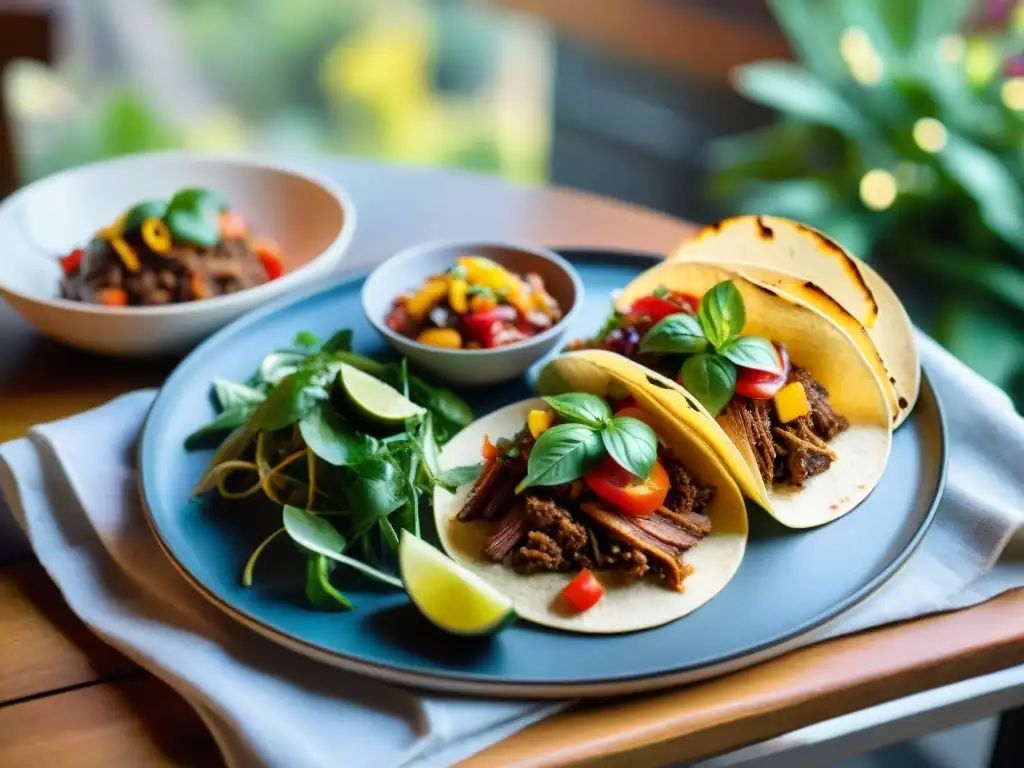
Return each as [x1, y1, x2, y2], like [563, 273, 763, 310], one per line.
[305, 555, 353, 610]
[164, 206, 220, 247]
[719, 336, 781, 373]
[731, 61, 870, 137]
[249, 369, 328, 432]
[434, 463, 484, 492]
[298, 403, 374, 466]
[184, 405, 255, 449]
[518, 423, 604, 491]
[680, 354, 738, 417]
[640, 313, 709, 355]
[168, 186, 230, 214]
[321, 329, 353, 354]
[345, 456, 407, 532]
[213, 378, 266, 411]
[295, 330, 320, 349]
[601, 417, 657, 479]
[258, 351, 306, 386]
[697, 281, 746, 349]
[123, 200, 167, 232]
[766, 0, 849, 84]
[541, 393, 612, 428]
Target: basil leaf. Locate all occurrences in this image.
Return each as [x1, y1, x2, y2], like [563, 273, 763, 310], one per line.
[719, 336, 781, 373]
[434, 463, 484, 492]
[542, 393, 612, 428]
[285, 505, 403, 589]
[519, 423, 604, 490]
[250, 369, 327, 431]
[602, 416, 658, 479]
[168, 186, 230, 213]
[184, 405, 255, 449]
[164, 207, 220, 247]
[305, 555, 353, 610]
[346, 456, 406, 531]
[321, 329, 353, 354]
[680, 354, 737, 417]
[379, 517, 400, 551]
[123, 200, 167, 232]
[213, 378, 265, 410]
[698, 280, 745, 349]
[299, 403, 374, 466]
[640, 314, 709, 355]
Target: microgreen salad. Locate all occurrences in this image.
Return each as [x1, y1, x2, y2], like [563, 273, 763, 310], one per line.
[186, 329, 480, 610]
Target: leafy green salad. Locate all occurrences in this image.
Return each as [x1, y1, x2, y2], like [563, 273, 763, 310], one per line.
[185, 328, 482, 610]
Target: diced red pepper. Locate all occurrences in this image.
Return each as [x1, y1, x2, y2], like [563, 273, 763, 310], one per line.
[257, 249, 284, 280]
[481, 434, 499, 462]
[561, 569, 604, 612]
[60, 249, 82, 276]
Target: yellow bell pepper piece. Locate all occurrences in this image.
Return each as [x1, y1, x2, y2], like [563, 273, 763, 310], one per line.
[448, 278, 469, 314]
[774, 381, 810, 423]
[110, 237, 141, 272]
[416, 327, 463, 349]
[458, 255, 516, 293]
[527, 409, 554, 438]
[141, 216, 172, 254]
[406, 278, 449, 319]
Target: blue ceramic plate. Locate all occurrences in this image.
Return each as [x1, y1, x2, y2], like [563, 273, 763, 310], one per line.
[139, 249, 946, 698]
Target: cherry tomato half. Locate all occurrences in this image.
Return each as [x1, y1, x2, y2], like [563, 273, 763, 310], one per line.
[462, 305, 518, 348]
[561, 568, 604, 612]
[584, 454, 670, 517]
[626, 290, 698, 324]
[735, 343, 791, 400]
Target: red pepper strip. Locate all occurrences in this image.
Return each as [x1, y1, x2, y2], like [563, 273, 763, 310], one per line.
[257, 249, 284, 280]
[60, 249, 83, 276]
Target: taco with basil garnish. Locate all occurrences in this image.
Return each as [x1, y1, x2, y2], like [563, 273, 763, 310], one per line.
[565, 261, 892, 529]
[668, 214, 919, 428]
[432, 359, 748, 634]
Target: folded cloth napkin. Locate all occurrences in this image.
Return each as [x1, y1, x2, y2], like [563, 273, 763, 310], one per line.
[1, 332, 1022, 768]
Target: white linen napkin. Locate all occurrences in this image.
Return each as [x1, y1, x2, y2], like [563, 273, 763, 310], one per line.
[1, 332, 1022, 768]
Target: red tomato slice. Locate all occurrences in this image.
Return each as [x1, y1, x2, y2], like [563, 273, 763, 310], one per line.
[257, 250, 284, 280]
[561, 569, 604, 612]
[462, 305, 518, 347]
[613, 405, 660, 433]
[60, 248, 82, 276]
[735, 343, 791, 399]
[627, 291, 697, 324]
[584, 455, 670, 517]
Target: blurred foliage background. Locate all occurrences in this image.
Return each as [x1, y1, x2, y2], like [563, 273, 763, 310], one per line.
[710, 0, 1024, 407]
[4, 0, 551, 184]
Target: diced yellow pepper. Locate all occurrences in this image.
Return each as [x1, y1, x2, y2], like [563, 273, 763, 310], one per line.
[416, 327, 463, 349]
[110, 237, 140, 272]
[448, 278, 469, 314]
[406, 278, 449, 319]
[527, 409, 554, 438]
[774, 381, 810, 423]
[505, 280, 532, 317]
[469, 293, 497, 313]
[458, 255, 516, 293]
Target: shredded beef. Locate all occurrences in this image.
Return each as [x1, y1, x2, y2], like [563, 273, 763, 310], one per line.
[722, 399, 776, 486]
[773, 419, 836, 486]
[631, 510, 703, 551]
[524, 496, 588, 553]
[483, 505, 526, 561]
[788, 367, 849, 440]
[514, 531, 566, 573]
[661, 455, 715, 516]
[458, 456, 526, 521]
[579, 502, 688, 590]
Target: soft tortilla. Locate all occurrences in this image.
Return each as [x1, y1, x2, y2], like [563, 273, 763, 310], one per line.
[601, 260, 892, 528]
[433, 384, 747, 634]
[668, 214, 919, 428]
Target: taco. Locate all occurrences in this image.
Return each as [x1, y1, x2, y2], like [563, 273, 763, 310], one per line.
[566, 261, 892, 528]
[668, 215, 919, 428]
[432, 359, 748, 634]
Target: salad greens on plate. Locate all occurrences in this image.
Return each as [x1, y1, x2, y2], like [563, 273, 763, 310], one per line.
[185, 329, 481, 610]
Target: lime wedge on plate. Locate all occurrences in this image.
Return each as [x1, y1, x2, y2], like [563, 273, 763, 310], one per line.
[399, 530, 515, 635]
[338, 363, 425, 426]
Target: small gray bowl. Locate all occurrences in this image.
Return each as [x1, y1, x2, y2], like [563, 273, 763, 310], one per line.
[362, 240, 584, 386]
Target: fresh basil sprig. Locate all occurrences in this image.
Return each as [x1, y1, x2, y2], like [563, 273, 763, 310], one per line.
[515, 396, 660, 493]
[637, 280, 783, 416]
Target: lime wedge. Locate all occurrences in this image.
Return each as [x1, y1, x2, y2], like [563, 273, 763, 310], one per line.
[399, 530, 515, 635]
[338, 363, 425, 426]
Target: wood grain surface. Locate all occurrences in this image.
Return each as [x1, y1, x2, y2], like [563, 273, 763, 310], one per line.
[0, 159, 1021, 767]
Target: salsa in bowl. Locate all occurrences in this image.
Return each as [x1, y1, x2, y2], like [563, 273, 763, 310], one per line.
[362, 240, 583, 386]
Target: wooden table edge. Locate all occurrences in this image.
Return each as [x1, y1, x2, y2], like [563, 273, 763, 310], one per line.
[460, 588, 1024, 767]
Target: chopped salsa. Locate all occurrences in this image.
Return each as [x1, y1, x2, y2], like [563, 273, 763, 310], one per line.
[386, 256, 562, 349]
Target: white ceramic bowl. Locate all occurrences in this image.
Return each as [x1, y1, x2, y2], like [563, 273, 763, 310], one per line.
[0, 150, 356, 356]
[362, 240, 583, 386]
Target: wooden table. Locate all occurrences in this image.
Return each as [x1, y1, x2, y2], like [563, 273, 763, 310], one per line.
[0, 159, 1022, 767]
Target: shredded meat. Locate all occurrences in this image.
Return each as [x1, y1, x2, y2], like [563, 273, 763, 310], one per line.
[483, 504, 526, 561]
[579, 502, 688, 590]
[631, 510, 703, 551]
[524, 496, 587, 553]
[773, 419, 837, 486]
[457, 456, 526, 521]
[788, 367, 849, 440]
[661, 455, 715, 516]
[721, 399, 776, 486]
[515, 531, 566, 573]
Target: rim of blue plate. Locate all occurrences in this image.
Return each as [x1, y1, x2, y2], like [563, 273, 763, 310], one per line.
[137, 248, 948, 697]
